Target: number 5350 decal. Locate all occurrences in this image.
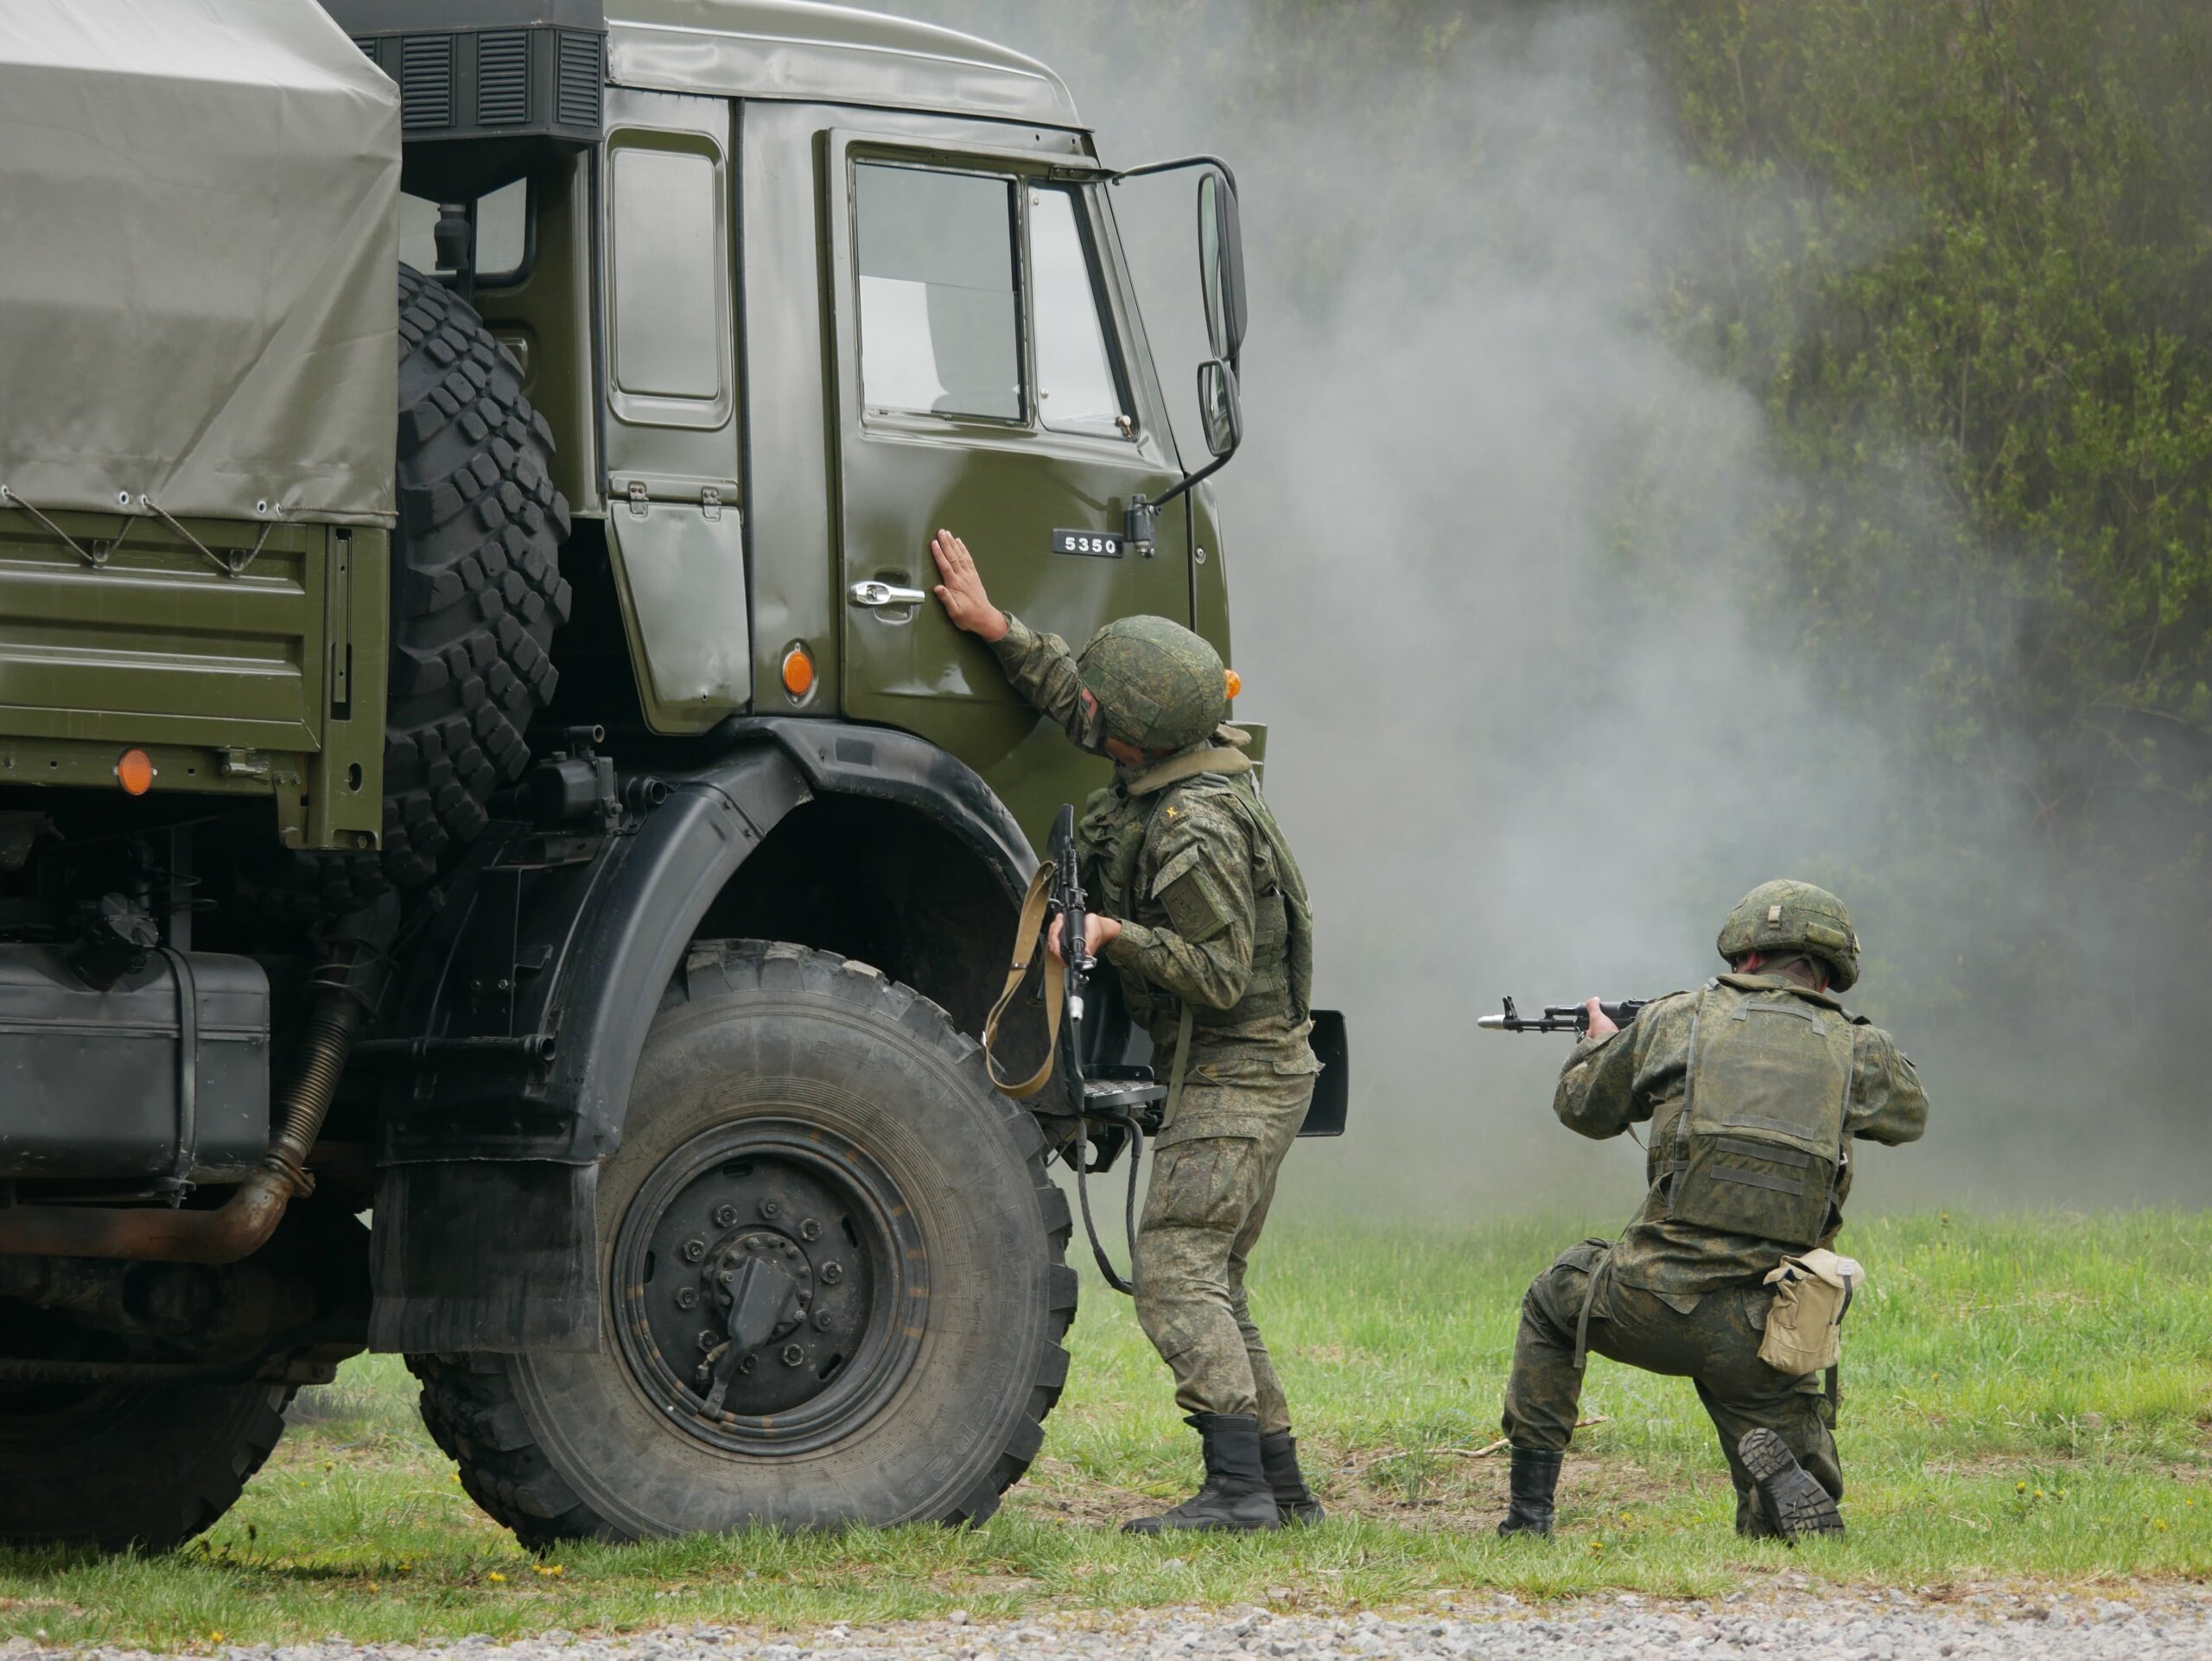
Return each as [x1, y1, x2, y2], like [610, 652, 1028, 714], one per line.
[1051, 528, 1125, 559]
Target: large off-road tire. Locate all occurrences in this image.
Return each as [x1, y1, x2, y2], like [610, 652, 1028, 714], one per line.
[289, 267, 573, 913]
[382, 264, 573, 887]
[0, 1379, 293, 1552]
[410, 942, 1076, 1546]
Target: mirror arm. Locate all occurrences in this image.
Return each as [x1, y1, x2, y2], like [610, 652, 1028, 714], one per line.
[1125, 449, 1235, 555]
[1150, 448, 1236, 518]
[1109, 154, 1241, 193]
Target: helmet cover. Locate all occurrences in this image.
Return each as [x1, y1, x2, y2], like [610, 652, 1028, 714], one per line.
[1716, 879, 1861, 992]
[1076, 615, 1230, 754]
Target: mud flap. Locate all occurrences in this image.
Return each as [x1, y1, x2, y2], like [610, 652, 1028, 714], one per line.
[368, 1160, 600, 1352]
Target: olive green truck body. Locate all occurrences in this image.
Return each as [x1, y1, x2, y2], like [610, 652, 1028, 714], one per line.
[0, 0, 1237, 847]
[0, 0, 1318, 1553]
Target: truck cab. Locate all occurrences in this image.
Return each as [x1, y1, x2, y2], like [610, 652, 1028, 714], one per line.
[366, 0, 1243, 827]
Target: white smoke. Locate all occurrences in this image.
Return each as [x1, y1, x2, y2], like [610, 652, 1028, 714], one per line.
[894, 0, 2207, 1212]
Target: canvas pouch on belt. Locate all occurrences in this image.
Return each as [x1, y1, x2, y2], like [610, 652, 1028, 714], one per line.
[1758, 1248, 1863, 1374]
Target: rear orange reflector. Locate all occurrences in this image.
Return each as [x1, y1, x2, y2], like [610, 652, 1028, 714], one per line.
[781, 645, 817, 700]
[1224, 669, 1242, 700]
[116, 748, 156, 796]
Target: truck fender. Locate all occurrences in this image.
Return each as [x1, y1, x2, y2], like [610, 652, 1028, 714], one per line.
[556, 718, 1036, 1164]
[370, 722, 1036, 1353]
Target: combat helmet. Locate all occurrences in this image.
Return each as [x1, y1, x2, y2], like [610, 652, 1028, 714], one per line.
[1716, 879, 1860, 992]
[1077, 615, 1230, 754]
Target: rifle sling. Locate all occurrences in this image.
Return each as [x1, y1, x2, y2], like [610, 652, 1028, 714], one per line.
[982, 861, 1064, 1099]
[1158, 1004, 1196, 1134]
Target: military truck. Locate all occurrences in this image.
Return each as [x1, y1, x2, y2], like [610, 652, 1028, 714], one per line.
[0, 0, 1294, 1550]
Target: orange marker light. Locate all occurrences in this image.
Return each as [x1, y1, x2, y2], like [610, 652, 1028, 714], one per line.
[116, 748, 156, 796]
[1224, 668, 1242, 701]
[780, 645, 817, 700]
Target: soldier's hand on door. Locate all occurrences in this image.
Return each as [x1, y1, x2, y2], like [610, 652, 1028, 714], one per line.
[930, 530, 1009, 642]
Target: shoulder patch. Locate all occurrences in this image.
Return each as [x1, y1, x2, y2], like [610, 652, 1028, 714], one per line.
[1160, 867, 1230, 943]
[1150, 843, 1205, 896]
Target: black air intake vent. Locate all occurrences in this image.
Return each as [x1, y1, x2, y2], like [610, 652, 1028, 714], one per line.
[556, 30, 603, 130]
[476, 30, 530, 126]
[327, 4, 607, 204]
[399, 35, 454, 130]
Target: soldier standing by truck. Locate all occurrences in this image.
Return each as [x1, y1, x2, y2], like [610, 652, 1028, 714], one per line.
[1494, 881, 1929, 1541]
[931, 529, 1325, 1534]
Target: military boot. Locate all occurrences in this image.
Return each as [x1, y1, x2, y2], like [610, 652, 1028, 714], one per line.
[1496, 1447, 1563, 1537]
[1737, 1429, 1844, 1542]
[1123, 1414, 1281, 1534]
[1259, 1430, 1325, 1525]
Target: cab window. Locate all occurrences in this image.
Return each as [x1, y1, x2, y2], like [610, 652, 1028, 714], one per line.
[855, 163, 1021, 422]
[1030, 187, 1130, 439]
[610, 144, 727, 408]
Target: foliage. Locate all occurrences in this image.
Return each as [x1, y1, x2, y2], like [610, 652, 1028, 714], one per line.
[1, 1213, 2205, 1648]
[1656, 0, 2212, 893]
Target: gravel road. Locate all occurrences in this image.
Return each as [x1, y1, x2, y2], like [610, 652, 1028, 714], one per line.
[13, 1589, 2212, 1661]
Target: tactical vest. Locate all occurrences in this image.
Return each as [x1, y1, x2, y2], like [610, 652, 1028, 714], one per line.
[1663, 977, 1859, 1248]
[1079, 752, 1312, 1033]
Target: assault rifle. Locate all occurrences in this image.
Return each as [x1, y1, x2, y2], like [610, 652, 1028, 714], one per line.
[1043, 804, 1166, 1123]
[1478, 996, 1651, 1035]
[1043, 805, 1163, 1296]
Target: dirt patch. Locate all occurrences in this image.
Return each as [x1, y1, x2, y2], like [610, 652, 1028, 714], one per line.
[1017, 1444, 1699, 1531]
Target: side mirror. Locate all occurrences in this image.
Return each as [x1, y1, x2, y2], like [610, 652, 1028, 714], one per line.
[1198, 359, 1243, 459]
[1197, 170, 1247, 369]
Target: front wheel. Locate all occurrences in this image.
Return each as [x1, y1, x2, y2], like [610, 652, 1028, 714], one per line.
[412, 942, 1076, 1545]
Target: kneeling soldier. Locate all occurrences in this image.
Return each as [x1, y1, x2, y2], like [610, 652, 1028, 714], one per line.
[931, 529, 1324, 1533]
[1497, 881, 1928, 1540]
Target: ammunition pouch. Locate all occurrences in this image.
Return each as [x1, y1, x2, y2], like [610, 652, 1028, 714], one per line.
[1758, 1249, 1862, 1376]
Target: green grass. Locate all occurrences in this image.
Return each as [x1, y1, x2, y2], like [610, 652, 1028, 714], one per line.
[2, 1212, 2206, 1647]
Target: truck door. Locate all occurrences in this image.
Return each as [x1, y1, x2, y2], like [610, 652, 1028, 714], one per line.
[601, 87, 749, 735]
[824, 134, 1189, 772]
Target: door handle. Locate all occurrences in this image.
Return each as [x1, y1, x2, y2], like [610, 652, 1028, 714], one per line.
[848, 580, 928, 608]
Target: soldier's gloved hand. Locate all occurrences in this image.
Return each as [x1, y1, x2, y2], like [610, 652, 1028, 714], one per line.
[1047, 913, 1122, 962]
[930, 530, 1010, 642]
[1583, 996, 1619, 1039]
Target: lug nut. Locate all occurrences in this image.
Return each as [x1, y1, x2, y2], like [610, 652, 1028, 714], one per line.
[781, 1344, 804, 1366]
[739, 1353, 758, 1374]
[713, 1203, 738, 1228]
[814, 1309, 834, 1331]
[799, 1218, 822, 1242]
[720, 1267, 735, 1284]
[821, 1261, 843, 1284]
[674, 1287, 699, 1310]
[696, 1329, 721, 1352]
[760, 1199, 782, 1219]
[680, 1238, 707, 1263]
[795, 1288, 810, 1305]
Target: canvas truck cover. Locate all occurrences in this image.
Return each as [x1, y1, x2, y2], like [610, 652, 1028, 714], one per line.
[0, 1, 401, 526]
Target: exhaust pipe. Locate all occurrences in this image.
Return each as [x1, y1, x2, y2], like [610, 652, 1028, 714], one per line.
[0, 907, 393, 1265]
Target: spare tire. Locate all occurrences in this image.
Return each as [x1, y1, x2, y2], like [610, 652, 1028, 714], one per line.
[380, 265, 573, 887]
[285, 268, 574, 913]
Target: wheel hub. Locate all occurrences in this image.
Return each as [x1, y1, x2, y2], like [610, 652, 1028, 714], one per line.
[612, 1117, 925, 1454]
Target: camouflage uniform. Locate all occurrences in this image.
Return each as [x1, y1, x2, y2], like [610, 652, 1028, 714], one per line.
[989, 615, 1319, 1431]
[1501, 972, 1929, 1533]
